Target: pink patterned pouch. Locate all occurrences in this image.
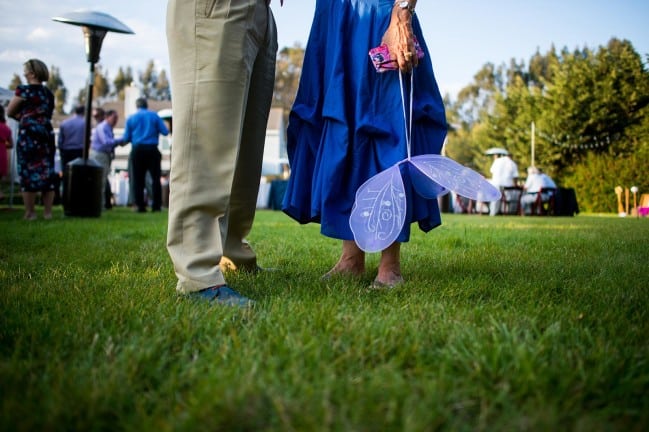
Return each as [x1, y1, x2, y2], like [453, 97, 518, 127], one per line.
[369, 37, 424, 72]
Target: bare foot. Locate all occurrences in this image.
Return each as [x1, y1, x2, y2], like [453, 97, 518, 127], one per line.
[370, 242, 403, 288]
[322, 240, 365, 279]
[322, 252, 366, 278]
[322, 259, 365, 279]
[371, 271, 404, 289]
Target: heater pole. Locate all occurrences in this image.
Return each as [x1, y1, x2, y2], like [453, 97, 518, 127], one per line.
[83, 62, 95, 161]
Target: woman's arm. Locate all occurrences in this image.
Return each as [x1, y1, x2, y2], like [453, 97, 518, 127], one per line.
[6, 95, 24, 120]
[381, 1, 418, 73]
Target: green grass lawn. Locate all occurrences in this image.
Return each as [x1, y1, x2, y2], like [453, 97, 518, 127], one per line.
[1, 206, 648, 431]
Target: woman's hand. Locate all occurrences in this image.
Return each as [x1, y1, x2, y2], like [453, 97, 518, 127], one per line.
[381, 3, 417, 73]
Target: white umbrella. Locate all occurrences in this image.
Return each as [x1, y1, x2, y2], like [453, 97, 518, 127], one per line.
[485, 147, 509, 156]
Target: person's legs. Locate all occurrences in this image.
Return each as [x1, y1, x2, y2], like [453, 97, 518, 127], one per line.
[324, 240, 366, 278]
[489, 199, 499, 216]
[149, 148, 162, 211]
[127, 153, 135, 207]
[90, 150, 112, 210]
[60, 149, 78, 206]
[22, 191, 36, 219]
[104, 178, 113, 209]
[521, 194, 533, 215]
[222, 3, 278, 270]
[131, 147, 147, 212]
[42, 190, 54, 219]
[166, 0, 266, 294]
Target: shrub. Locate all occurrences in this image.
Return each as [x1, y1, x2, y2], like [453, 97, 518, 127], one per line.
[561, 151, 649, 213]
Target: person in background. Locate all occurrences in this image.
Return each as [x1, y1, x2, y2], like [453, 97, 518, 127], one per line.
[521, 166, 557, 215]
[6, 58, 56, 220]
[0, 105, 13, 200]
[122, 97, 169, 213]
[58, 105, 85, 170]
[91, 107, 114, 209]
[90, 109, 123, 211]
[488, 151, 519, 216]
[57, 104, 86, 205]
[92, 107, 105, 125]
[282, 0, 447, 289]
[165, 0, 280, 306]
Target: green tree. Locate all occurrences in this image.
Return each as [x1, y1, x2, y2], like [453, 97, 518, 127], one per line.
[139, 60, 157, 99]
[443, 95, 480, 169]
[75, 66, 110, 107]
[93, 65, 110, 103]
[539, 39, 649, 171]
[8, 74, 22, 90]
[454, 62, 503, 126]
[527, 45, 559, 89]
[273, 44, 304, 115]
[446, 62, 514, 175]
[47, 65, 67, 114]
[479, 75, 542, 175]
[155, 69, 171, 101]
[75, 87, 86, 107]
[113, 66, 134, 100]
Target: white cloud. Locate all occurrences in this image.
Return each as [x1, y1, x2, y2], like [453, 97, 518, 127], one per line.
[0, 49, 40, 64]
[26, 27, 52, 42]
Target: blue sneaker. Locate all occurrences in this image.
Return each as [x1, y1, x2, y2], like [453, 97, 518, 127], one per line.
[190, 285, 255, 308]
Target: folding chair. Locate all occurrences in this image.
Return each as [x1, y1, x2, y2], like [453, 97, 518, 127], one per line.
[454, 193, 475, 214]
[500, 186, 523, 215]
[531, 187, 557, 216]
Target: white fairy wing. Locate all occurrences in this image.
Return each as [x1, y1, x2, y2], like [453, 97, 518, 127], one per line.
[407, 161, 449, 199]
[350, 165, 407, 253]
[409, 155, 502, 201]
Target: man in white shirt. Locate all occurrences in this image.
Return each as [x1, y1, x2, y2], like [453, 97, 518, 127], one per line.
[488, 152, 519, 215]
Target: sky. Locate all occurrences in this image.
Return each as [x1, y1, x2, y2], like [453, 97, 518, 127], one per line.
[1, 0, 648, 111]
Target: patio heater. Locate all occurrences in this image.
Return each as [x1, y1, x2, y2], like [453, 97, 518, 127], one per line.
[52, 11, 134, 217]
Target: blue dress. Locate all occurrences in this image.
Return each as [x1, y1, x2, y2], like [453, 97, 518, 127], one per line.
[282, 0, 447, 242]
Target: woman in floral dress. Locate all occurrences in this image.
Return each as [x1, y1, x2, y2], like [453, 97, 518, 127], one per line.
[7, 58, 56, 220]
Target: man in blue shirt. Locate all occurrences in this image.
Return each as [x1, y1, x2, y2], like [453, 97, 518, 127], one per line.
[122, 98, 169, 212]
[58, 105, 86, 204]
[90, 109, 123, 211]
[58, 105, 85, 166]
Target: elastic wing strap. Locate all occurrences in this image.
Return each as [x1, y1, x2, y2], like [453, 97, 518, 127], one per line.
[398, 71, 414, 160]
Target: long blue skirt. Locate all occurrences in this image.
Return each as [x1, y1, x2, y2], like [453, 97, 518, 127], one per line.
[282, 0, 447, 242]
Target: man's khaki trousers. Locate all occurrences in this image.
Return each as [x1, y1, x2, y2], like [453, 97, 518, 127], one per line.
[166, 0, 278, 293]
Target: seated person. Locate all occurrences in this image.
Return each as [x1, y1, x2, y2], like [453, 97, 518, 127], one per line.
[488, 152, 519, 216]
[521, 166, 557, 214]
